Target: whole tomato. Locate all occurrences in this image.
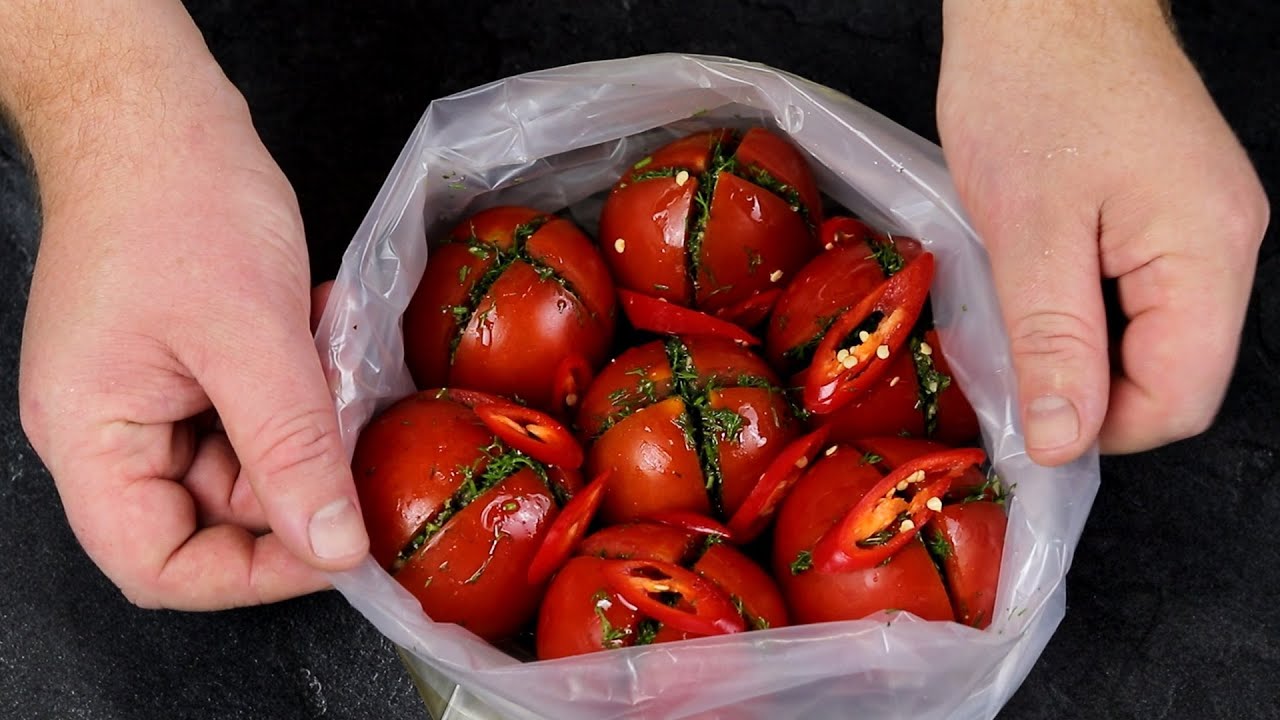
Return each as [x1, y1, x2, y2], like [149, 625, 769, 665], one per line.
[402, 206, 616, 413]
[598, 128, 822, 327]
[352, 389, 583, 642]
[576, 335, 802, 525]
[536, 520, 787, 660]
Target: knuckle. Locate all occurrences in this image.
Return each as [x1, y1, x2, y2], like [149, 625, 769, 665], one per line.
[1211, 184, 1269, 255]
[249, 408, 344, 486]
[1007, 310, 1104, 369]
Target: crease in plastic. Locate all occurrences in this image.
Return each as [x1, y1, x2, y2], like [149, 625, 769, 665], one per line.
[314, 53, 1102, 720]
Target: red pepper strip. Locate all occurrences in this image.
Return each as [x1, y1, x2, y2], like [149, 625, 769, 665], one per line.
[642, 510, 735, 543]
[473, 403, 585, 469]
[526, 470, 611, 586]
[618, 288, 760, 346]
[712, 288, 783, 329]
[802, 252, 934, 415]
[819, 216, 876, 249]
[550, 352, 594, 419]
[726, 426, 831, 544]
[813, 447, 986, 573]
[602, 559, 746, 636]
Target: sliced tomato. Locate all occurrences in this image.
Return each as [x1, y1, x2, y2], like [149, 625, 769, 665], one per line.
[527, 470, 611, 585]
[929, 501, 1008, 629]
[618, 288, 761, 346]
[473, 402, 584, 469]
[602, 559, 746, 636]
[813, 447, 986, 572]
[642, 510, 735, 542]
[726, 426, 831, 543]
[802, 252, 935, 415]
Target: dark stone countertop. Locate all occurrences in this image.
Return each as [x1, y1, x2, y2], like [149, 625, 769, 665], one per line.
[1, 2, 1276, 718]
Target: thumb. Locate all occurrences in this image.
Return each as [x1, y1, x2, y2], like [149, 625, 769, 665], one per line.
[972, 194, 1111, 466]
[198, 308, 370, 570]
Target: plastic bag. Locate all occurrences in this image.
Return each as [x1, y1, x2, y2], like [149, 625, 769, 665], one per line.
[314, 53, 1101, 720]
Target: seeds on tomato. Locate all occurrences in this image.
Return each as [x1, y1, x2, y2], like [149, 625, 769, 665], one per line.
[926, 496, 943, 512]
[876, 344, 891, 360]
[769, 270, 784, 283]
[675, 170, 690, 186]
[614, 238, 626, 253]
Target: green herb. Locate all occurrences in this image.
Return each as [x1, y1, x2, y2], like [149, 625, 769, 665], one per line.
[634, 619, 660, 645]
[740, 165, 811, 229]
[964, 472, 1006, 505]
[781, 311, 843, 371]
[685, 136, 740, 294]
[925, 528, 953, 560]
[653, 283, 671, 292]
[629, 167, 681, 183]
[790, 550, 813, 575]
[467, 245, 490, 259]
[592, 591, 629, 649]
[457, 265, 470, 283]
[860, 452, 883, 465]
[744, 247, 763, 275]
[632, 156, 654, 170]
[909, 332, 952, 438]
[866, 235, 906, 276]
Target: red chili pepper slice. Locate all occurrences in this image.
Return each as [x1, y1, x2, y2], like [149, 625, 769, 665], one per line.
[473, 403, 585, 469]
[526, 470, 611, 586]
[550, 352, 593, 418]
[618, 288, 761, 346]
[435, 387, 509, 410]
[802, 252, 935, 415]
[819, 216, 876, 249]
[601, 559, 746, 636]
[712, 288, 783, 329]
[726, 426, 830, 543]
[642, 510, 735, 542]
[812, 447, 986, 573]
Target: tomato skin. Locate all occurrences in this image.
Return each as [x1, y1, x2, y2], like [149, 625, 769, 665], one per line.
[351, 393, 494, 569]
[579, 337, 799, 524]
[925, 329, 982, 445]
[929, 501, 1007, 629]
[772, 446, 953, 623]
[395, 467, 556, 641]
[536, 556, 642, 660]
[536, 521, 787, 659]
[600, 129, 820, 320]
[351, 391, 564, 643]
[587, 396, 712, 524]
[402, 206, 616, 411]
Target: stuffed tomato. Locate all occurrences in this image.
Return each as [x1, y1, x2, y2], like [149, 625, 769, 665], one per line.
[352, 389, 584, 641]
[402, 206, 615, 414]
[599, 128, 822, 328]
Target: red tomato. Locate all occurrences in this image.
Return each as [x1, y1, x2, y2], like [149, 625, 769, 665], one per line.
[351, 390, 572, 642]
[771, 445, 954, 623]
[926, 501, 1008, 629]
[535, 521, 787, 659]
[599, 128, 822, 324]
[577, 336, 802, 524]
[402, 206, 616, 411]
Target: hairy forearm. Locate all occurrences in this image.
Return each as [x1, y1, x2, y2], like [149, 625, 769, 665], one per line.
[0, 1, 246, 209]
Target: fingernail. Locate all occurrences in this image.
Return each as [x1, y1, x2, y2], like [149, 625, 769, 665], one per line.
[308, 498, 368, 560]
[1025, 395, 1080, 452]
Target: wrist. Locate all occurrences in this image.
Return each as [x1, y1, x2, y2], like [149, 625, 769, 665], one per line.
[0, 1, 252, 212]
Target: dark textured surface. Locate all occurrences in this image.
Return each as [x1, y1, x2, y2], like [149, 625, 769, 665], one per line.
[1, 1, 1276, 718]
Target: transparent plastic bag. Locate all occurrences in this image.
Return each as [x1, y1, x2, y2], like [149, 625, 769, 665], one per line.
[313, 53, 1101, 720]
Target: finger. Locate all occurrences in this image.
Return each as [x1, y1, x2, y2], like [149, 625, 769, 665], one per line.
[1099, 237, 1256, 453]
[57, 422, 329, 609]
[181, 430, 268, 531]
[311, 280, 334, 334]
[195, 309, 369, 571]
[965, 187, 1111, 466]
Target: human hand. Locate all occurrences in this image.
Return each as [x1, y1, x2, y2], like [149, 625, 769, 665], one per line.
[937, 0, 1269, 465]
[9, 3, 368, 609]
